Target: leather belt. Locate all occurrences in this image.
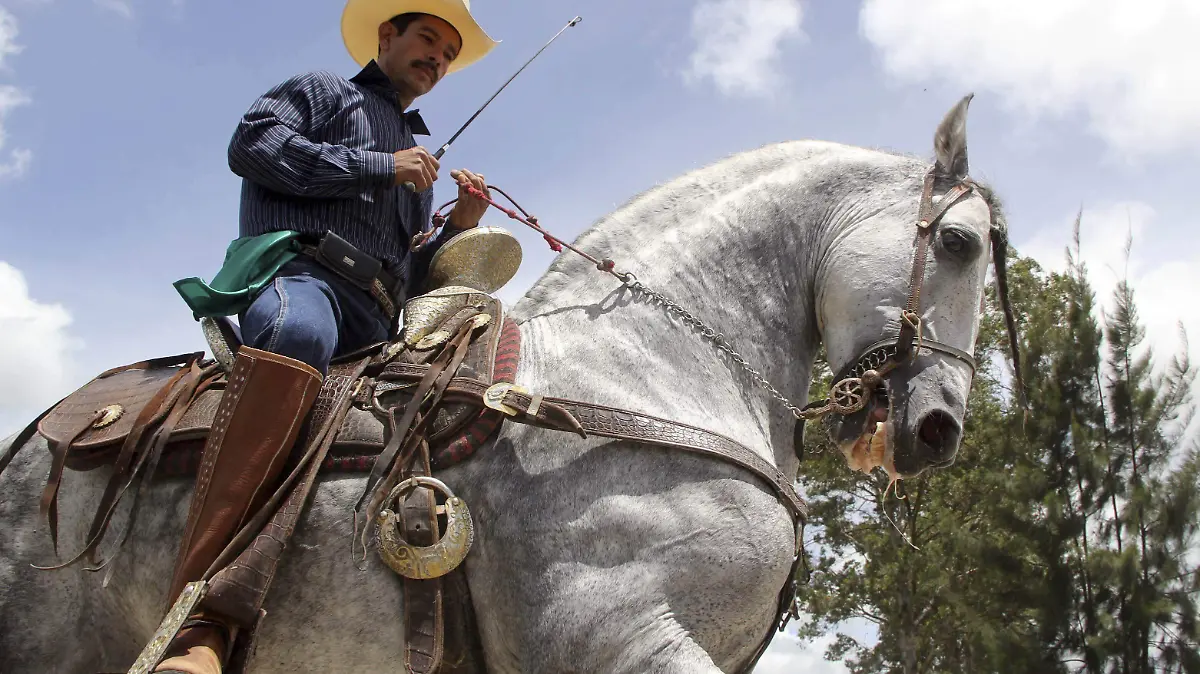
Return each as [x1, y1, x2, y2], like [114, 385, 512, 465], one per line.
[297, 243, 402, 321]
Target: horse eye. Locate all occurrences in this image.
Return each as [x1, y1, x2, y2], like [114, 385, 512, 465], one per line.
[941, 230, 968, 255]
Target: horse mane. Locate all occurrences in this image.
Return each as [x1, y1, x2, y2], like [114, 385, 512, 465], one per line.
[514, 139, 1014, 338]
[555, 140, 940, 253]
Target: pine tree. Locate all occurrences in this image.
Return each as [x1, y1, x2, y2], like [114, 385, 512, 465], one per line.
[1090, 234, 1199, 673]
[793, 216, 1200, 673]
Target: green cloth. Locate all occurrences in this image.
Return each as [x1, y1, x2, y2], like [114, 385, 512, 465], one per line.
[173, 230, 303, 319]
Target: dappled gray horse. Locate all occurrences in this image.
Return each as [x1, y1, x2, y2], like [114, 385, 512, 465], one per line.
[0, 94, 1016, 673]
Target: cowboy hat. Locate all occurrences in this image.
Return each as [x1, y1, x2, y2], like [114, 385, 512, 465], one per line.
[341, 0, 499, 74]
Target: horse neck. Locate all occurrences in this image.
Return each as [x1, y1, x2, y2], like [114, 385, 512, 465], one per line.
[508, 142, 897, 470]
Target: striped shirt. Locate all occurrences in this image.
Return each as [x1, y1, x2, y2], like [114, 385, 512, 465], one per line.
[228, 60, 448, 296]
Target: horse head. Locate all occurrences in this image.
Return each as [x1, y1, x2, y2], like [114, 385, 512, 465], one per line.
[814, 93, 1020, 480]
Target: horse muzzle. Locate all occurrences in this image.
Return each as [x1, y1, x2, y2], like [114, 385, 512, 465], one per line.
[817, 354, 969, 478]
[885, 365, 968, 476]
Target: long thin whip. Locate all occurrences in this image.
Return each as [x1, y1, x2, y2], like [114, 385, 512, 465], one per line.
[402, 16, 582, 191]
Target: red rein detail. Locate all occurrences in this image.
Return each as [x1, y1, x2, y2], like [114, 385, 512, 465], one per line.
[419, 178, 624, 278]
[457, 182, 563, 252]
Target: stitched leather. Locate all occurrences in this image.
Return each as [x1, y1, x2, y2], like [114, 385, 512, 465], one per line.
[377, 365, 809, 523]
[200, 365, 363, 630]
[36, 353, 205, 452]
[166, 347, 322, 604]
[29, 303, 518, 477]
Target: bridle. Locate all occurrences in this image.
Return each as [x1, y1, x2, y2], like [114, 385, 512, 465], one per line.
[429, 161, 1024, 430]
[798, 166, 981, 422]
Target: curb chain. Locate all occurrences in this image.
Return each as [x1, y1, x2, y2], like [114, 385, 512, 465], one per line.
[616, 272, 806, 420]
[436, 176, 813, 422]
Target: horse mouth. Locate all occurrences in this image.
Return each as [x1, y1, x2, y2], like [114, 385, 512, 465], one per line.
[838, 420, 900, 484]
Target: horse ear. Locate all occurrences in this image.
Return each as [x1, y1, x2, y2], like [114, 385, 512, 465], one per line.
[933, 93, 974, 180]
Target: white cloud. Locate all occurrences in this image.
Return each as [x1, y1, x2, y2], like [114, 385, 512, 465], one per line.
[859, 0, 1200, 160]
[94, 0, 134, 19]
[0, 146, 30, 178]
[756, 630, 849, 674]
[684, 0, 805, 98]
[0, 8, 30, 180]
[0, 6, 20, 70]
[0, 262, 83, 436]
[1018, 201, 1199, 380]
[0, 86, 31, 179]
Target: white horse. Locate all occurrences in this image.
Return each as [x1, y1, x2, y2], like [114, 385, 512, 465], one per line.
[0, 94, 1017, 673]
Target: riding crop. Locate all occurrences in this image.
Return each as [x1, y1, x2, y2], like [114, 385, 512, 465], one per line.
[402, 15, 582, 192]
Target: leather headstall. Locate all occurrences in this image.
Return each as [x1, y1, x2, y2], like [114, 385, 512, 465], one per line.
[800, 167, 979, 424]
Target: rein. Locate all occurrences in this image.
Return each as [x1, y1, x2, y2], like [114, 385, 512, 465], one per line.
[418, 166, 988, 426]
[415, 180, 821, 420]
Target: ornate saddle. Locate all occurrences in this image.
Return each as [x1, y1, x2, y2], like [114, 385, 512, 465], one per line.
[36, 297, 517, 479]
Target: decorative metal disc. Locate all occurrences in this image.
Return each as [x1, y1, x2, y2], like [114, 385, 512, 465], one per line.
[93, 404, 124, 429]
[483, 382, 527, 417]
[426, 226, 523, 294]
[829, 378, 867, 415]
[376, 477, 474, 580]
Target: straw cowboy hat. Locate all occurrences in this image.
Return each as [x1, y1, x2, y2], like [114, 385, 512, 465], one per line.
[341, 0, 499, 74]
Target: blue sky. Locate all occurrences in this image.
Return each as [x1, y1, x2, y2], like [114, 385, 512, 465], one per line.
[1, 0, 1196, 669]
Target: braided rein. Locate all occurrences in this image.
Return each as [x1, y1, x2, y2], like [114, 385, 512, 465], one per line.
[412, 178, 814, 421]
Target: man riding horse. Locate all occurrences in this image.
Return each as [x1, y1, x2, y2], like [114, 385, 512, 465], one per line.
[159, 1, 498, 672]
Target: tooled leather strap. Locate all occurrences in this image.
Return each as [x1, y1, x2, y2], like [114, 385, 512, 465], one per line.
[380, 364, 808, 523]
[541, 398, 806, 523]
[34, 353, 208, 561]
[401, 437, 445, 674]
[199, 357, 372, 625]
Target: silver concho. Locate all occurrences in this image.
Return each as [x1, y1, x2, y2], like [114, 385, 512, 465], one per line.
[93, 403, 125, 429]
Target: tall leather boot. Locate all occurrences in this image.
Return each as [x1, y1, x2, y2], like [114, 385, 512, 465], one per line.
[152, 347, 322, 674]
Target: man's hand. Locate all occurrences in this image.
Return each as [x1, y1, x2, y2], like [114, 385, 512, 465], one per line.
[446, 169, 490, 230]
[393, 146, 439, 190]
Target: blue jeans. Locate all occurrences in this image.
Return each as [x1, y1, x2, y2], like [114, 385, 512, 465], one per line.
[239, 258, 391, 375]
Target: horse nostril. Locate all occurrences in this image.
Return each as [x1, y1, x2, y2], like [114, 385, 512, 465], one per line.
[918, 410, 961, 456]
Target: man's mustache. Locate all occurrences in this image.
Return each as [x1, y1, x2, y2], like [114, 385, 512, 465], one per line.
[411, 60, 439, 84]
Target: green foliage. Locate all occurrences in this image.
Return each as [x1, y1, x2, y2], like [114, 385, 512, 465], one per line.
[796, 214, 1200, 673]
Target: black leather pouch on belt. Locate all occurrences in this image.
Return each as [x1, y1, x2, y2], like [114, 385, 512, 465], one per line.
[314, 231, 383, 291]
